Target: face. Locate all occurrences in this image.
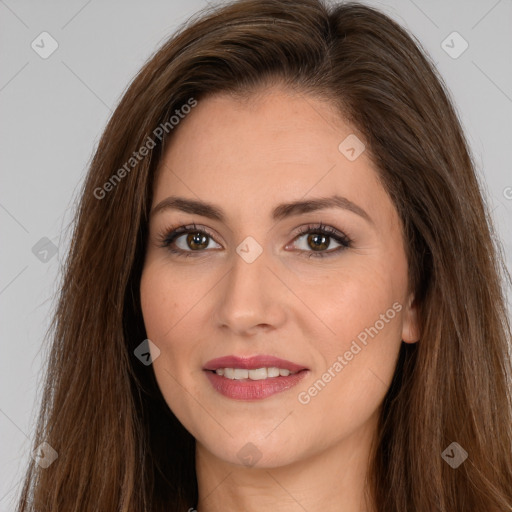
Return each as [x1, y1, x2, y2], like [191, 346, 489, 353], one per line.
[140, 86, 419, 469]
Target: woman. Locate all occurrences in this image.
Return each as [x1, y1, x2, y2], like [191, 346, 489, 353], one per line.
[16, 0, 512, 510]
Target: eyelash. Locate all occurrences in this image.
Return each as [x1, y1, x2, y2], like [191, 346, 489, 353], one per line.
[156, 222, 352, 259]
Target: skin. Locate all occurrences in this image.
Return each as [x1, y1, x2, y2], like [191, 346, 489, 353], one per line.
[140, 85, 420, 512]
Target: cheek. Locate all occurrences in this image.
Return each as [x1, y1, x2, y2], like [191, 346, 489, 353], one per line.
[322, 287, 403, 390]
[140, 259, 202, 340]
[140, 266, 203, 433]
[294, 258, 405, 418]
[296, 309, 402, 446]
[140, 262, 205, 379]
[306, 255, 404, 340]
[140, 265, 185, 389]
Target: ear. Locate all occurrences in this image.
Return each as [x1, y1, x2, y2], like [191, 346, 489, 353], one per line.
[401, 293, 420, 343]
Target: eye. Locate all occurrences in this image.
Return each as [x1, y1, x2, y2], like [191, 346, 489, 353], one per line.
[288, 222, 352, 258]
[156, 222, 352, 258]
[157, 223, 221, 257]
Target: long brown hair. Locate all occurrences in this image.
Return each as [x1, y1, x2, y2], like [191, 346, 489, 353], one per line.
[16, 1, 512, 510]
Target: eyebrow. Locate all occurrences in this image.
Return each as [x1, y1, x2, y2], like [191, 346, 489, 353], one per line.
[150, 194, 373, 225]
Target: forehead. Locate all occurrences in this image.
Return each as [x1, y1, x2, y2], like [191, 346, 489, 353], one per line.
[153, 88, 391, 224]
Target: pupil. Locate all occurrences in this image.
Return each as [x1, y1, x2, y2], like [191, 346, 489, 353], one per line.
[309, 233, 328, 251]
[188, 232, 208, 250]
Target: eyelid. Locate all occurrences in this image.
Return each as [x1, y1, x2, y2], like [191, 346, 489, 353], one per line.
[156, 222, 352, 257]
[287, 223, 352, 257]
[291, 223, 350, 244]
[156, 222, 221, 249]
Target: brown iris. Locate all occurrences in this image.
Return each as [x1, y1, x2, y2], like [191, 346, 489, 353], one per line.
[187, 232, 209, 250]
[308, 233, 329, 251]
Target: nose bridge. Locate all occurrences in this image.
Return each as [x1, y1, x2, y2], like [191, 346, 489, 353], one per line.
[215, 239, 287, 333]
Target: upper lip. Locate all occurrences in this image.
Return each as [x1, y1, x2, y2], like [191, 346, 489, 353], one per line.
[203, 355, 308, 373]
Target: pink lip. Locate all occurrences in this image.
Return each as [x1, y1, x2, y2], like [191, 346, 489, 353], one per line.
[203, 355, 308, 373]
[205, 370, 308, 401]
[203, 355, 309, 401]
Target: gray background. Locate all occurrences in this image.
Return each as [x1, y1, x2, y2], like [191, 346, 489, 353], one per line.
[1, 0, 511, 508]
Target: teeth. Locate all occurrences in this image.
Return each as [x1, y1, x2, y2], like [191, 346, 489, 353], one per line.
[267, 367, 280, 378]
[234, 368, 248, 379]
[214, 367, 297, 380]
[248, 368, 267, 380]
[223, 368, 235, 379]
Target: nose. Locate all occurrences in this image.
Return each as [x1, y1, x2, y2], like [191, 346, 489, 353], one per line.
[214, 245, 288, 337]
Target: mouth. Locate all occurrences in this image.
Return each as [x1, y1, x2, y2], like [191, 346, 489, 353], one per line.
[203, 355, 309, 400]
[204, 355, 308, 376]
[209, 367, 302, 380]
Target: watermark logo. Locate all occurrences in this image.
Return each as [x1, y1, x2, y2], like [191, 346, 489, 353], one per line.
[338, 134, 365, 161]
[237, 442, 263, 467]
[441, 442, 468, 468]
[236, 236, 263, 264]
[134, 339, 161, 366]
[441, 31, 469, 59]
[31, 31, 59, 59]
[32, 237, 58, 263]
[31, 441, 58, 468]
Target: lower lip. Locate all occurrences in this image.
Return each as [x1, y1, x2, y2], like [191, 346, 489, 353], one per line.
[205, 370, 308, 400]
